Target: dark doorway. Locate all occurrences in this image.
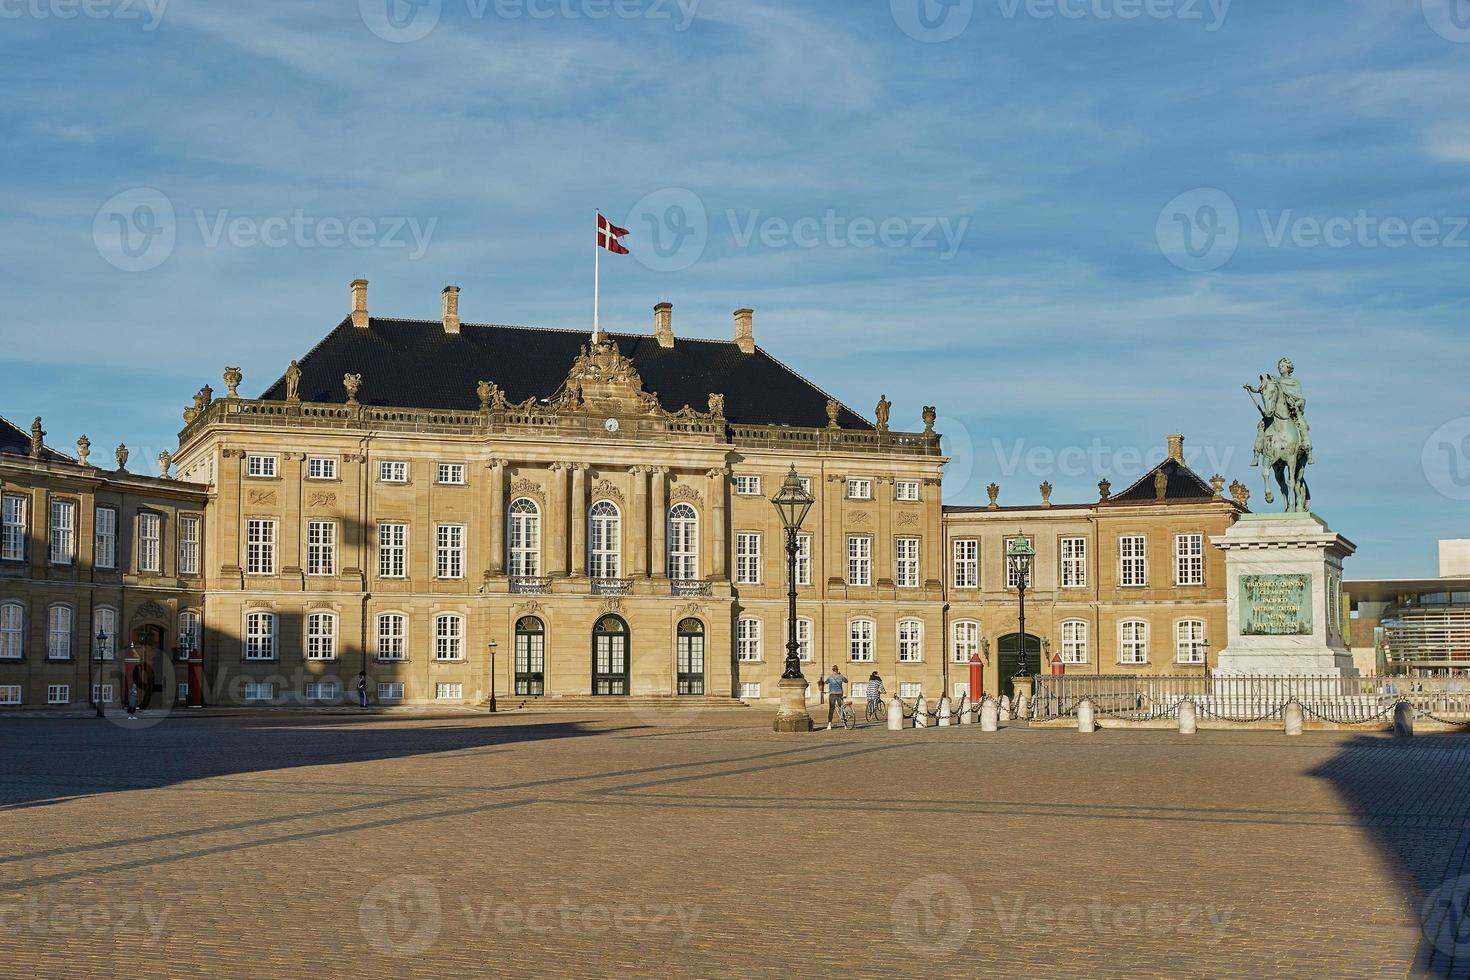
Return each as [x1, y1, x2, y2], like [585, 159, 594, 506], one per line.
[676, 618, 705, 695]
[996, 633, 1042, 699]
[592, 615, 629, 696]
[515, 616, 545, 696]
[129, 624, 167, 710]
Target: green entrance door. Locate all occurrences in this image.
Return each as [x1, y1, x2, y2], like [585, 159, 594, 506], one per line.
[996, 633, 1042, 700]
[592, 615, 630, 695]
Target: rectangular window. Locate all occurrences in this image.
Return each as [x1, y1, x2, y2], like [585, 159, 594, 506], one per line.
[306, 612, 337, 661]
[244, 613, 276, 661]
[895, 480, 920, 501]
[899, 682, 922, 699]
[94, 506, 117, 569]
[846, 478, 872, 500]
[0, 603, 24, 659]
[897, 620, 923, 662]
[94, 608, 116, 659]
[953, 682, 971, 701]
[1175, 533, 1204, 586]
[379, 461, 408, 483]
[733, 475, 761, 496]
[738, 682, 761, 700]
[953, 540, 978, 589]
[786, 617, 813, 662]
[306, 521, 337, 577]
[377, 682, 405, 701]
[245, 454, 278, 478]
[896, 537, 920, 588]
[1119, 620, 1148, 664]
[736, 618, 762, 662]
[243, 682, 275, 701]
[245, 519, 276, 576]
[852, 682, 870, 700]
[847, 536, 872, 586]
[849, 620, 874, 662]
[138, 512, 162, 573]
[378, 523, 407, 578]
[2, 494, 26, 561]
[1059, 536, 1087, 588]
[1120, 535, 1148, 587]
[91, 684, 114, 704]
[0, 685, 21, 705]
[798, 477, 812, 495]
[49, 499, 76, 565]
[306, 456, 337, 480]
[47, 605, 72, 660]
[794, 533, 812, 587]
[47, 684, 69, 705]
[1007, 538, 1034, 589]
[436, 525, 465, 579]
[179, 515, 201, 576]
[437, 463, 466, 485]
[735, 533, 761, 585]
[952, 621, 980, 663]
[1061, 620, 1089, 664]
[178, 610, 201, 653]
[436, 682, 463, 700]
[377, 614, 408, 660]
[304, 681, 339, 700]
[1176, 620, 1207, 665]
[435, 615, 465, 661]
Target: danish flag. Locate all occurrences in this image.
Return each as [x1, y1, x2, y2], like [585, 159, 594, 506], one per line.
[597, 212, 630, 254]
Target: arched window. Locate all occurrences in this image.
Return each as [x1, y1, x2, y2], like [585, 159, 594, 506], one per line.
[1060, 620, 1089, 664]
[667, 504, 699, 580]
[306, 612, 337, 661]
[435, 614, 465, 661]
[245, 612, 277, 661]
[736, 617, 763, 662]
[897, 620, 923, 662]
[785, 617, 814, 662]
[588, 501, 621, 579]
[849, 619, 875, 663]
[677, 618, 705, 695]
[377, 613, 408, 661]
[0, 602, 23, 659]
[47, 604, 73, 661]
[1119, 619, 1148, 665]
[592, 614, 629, 695]
[515, 617, 545, 696]
[507, 498, 541, 577]
[952, 620, 980, 663]
[1175, 619, 1207, 665]
[94, 606, 117, 660]
[178, 610, 202, 653]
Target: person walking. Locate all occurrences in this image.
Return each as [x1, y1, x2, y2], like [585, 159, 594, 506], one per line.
[126, 682, 139, 721]
[357, 671, 369, 708]
[824, 666, 849, 731]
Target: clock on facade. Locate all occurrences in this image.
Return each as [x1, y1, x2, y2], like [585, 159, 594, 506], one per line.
[603, 418, 620, 433]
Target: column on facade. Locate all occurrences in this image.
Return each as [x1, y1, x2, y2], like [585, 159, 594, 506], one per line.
[630, 466, 649, 577]
[547, 463, 568, 576]
[487, 459, 507, 576]
[571, 463, 588, 577]
[877, 475, 894, 587]
[651, 467, 668, 579]
[706, 467, 728, 580]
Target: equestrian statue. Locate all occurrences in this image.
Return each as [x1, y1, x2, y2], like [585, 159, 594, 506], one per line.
[1244, 356, 1314, 513]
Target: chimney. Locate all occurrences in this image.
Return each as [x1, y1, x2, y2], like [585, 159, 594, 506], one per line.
[1167, 433, 1185, 463]
[350, 279, 369, 329]
[654, 302, 674, 348]
[733, 308, 755, 354]
[442, 285, 461, 335]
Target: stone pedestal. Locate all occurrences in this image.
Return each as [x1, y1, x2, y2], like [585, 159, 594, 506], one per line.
[1212, 513, 1356, 677]
[773, 676, 813, 733]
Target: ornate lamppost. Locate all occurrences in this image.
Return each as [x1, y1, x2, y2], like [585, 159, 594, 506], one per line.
[487, 639, 499, 713]
[92, 627, 107, 719]
[1006, 534, 1035, 706]
[771, 466, 815, 733]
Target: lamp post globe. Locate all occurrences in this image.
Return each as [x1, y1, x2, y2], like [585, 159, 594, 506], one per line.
[1005, 534, 1035, 682]
[92, 628, 107, 718]
[770, 466, 815, 732]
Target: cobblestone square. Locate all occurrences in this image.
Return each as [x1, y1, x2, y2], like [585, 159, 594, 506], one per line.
[1, 711, 1466, 978]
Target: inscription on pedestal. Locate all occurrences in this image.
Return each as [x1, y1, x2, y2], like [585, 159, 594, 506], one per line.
[1240, 573, 1312, 636]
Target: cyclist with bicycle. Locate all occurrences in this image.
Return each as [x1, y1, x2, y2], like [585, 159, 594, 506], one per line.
[824, 666, 849, 731]
[866, 671, 887, 722]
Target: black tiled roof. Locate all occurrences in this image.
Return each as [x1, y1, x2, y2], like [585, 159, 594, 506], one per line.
[1106, 457, 1218, 504]
[0, 414, 68, 462]
[259, 318, 872, 430]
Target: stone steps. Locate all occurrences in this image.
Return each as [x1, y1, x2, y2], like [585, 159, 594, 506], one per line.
[491, 695, 750, 711]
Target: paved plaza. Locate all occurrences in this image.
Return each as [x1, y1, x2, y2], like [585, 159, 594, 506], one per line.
[0, 709, 1467, 978]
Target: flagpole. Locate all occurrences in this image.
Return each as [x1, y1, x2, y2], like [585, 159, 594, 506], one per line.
[593, 210, 601, 344]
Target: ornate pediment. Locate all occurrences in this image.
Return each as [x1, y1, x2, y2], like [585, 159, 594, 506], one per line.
[553, 339, 662, 416]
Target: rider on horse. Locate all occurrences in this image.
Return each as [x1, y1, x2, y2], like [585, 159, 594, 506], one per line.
[1246, 357, 1314, 467]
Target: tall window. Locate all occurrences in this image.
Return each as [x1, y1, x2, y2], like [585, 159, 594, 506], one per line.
[138, 512, 162, 573]
[306, 612, 337, 661]
[952, 620, 980, 663]
[953, 540, 978, 589]
[896, 537, 920, 588]
[245, 519, 277, 576]
[786, 617, 813, 662]
[736, 617, 762, 661]
[847, 536, 872, 586]
[178, 610, 201, 653]
[94, 607, 117, 660]
[436, 524, 465, 579]
[677, 618, 705, 695]
[1007, 537, 1033, 588]
[793, 533, 812, 587]
[49, 499, 75, 565]
[1119, 619, 1148, 664]
[377, 613, 407, 660]
[1176, 619, 1207, 665]
[307, 521, 337, 577]
[897, 620, 923, 662]
[1, 495, 25, 561]
[378, 522, 407, 578]
[515, 617, 545, 696]
[1060, 620, 1089, 664]
[1175, 533, 1204, 586]
[435, 614, 465, 661]
[507, 499, 541, 577]
[735, 532, 761, 585]
[588, 501, 621, 579]
[179, 515, 201, 575]
[47, 604, 72, 660]
[1060, 536, 1087, 588]
[849, 619, 875, 662]
[667, 504, 699, 580]
[244, 612, 277, 660]
[94, 506, 117, 569]
[1120, 535, 1147, 587]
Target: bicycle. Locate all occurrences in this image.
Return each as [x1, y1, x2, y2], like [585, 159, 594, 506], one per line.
[827, 696, 856, 730]
[866, 697, 886, 725]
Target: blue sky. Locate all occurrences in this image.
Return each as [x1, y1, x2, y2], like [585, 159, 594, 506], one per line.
[1, 0, 1467, 577]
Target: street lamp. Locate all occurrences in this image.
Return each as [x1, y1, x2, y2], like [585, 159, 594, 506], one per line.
[487, 639, 499, 714]
[770, 466, 815, 732]
[1006, 533, 1035, 689]
[92, 628, 107, 718]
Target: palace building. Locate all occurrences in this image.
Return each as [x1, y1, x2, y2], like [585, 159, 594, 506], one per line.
[0, 281, 1251, 709]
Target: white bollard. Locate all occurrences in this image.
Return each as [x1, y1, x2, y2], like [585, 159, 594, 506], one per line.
[1178, 700, 1198, 735]
[1077, 699, 1096, 734]
[1014, 692, 1030, 721]
[1392, 701, 1414, 738]
[999, 695, 1011, 722]
[887, 695, 904, 731]
[938, 696, 952, 727]
[959, 695, 974, 725]
[980, 697, 999, 732]
[1283, 701, 1303, 736]
[914, 696, 929, 728]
